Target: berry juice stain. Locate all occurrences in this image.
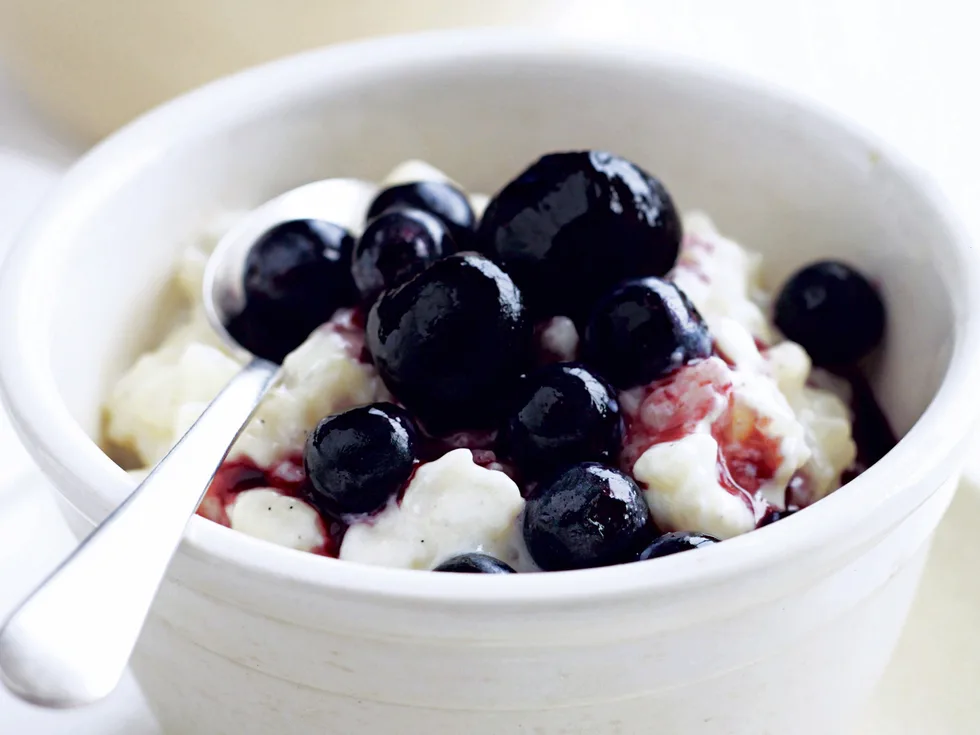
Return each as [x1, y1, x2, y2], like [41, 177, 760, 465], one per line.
[198, 453, 344, 557]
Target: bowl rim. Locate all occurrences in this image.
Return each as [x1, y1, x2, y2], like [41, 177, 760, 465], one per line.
[1, 28, 978, 607]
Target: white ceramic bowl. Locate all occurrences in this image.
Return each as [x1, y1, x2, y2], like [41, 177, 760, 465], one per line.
[1, 30, 978, 735]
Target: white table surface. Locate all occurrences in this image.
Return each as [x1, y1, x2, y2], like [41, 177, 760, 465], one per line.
[1, 3, 979, 731]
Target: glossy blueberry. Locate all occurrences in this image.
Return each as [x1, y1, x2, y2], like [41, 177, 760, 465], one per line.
[477, 151, 682, 322]
[352, 208, 456, 303]
[774, 260, 885, 366]
[366, 181, 476, 249]
[499, 362, 622, 480]
[432, 553, 517, 574]
[523, 463, 653, 571]
[637, 531, 719, 561]
[366, 253, 532, 433]
[582, 277, 712, 389]
[303, 403, 418, 516]
[224, 219, 358, 363]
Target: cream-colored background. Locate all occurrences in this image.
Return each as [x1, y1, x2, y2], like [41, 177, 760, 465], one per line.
[0, 1, 977, 732]
[1, 0, 977, 233]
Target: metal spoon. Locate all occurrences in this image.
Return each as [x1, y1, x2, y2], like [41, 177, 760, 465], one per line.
[0, 178, 375, 708]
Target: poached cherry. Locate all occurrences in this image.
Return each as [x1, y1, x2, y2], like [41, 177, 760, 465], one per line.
[477, 151, 682, 322]
[582, 277, 712, 389]
[637, 531, 719, 560]
[224, 219, 358, 363]
[366, 253, 531, 433]
[366, 181, 476, 249]
[352, 208, 456, 303]
[499, 362, 622, 480]
[304, 403, 418, 516]
[774, 260, 885, 366]
[523, 463, 653, 571]
[433, 553, 516, 573]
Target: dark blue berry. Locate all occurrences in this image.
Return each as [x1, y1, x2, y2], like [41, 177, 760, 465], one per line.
[352, 208, 456, 303]
[433, 553, 516, 573]
[224, 219, 357, 363]
[499, 362, 622, 480]
[477, 151, 681, 322]
[582, 277, 712, 389]
[366, 181, 475, 249]
[523, 463, 653, 571]
[303, 403, 418, 516]
[366, 253, 531, 433]
[637, 531, 719, 561]
[774, 260, 885, 366]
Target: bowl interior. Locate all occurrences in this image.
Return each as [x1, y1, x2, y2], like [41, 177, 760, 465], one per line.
[4, 36, 967, 531]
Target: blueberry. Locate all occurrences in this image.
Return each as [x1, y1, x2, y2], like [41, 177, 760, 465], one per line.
[523, 463, 653, 571]
[432, 553, 516, 573]
[477, 151, 682, 322]
[582, 277, 712, 388]
[366, 253, 532, 433]
[366, 181, 475, 249]
[352, 208, 457, 303]
[637, 531, 719, 561]
[303, 402, 418, 516]
[774, 260, 885, 366]
[224, 219, 358, 363]
[499, 362, 622, 480]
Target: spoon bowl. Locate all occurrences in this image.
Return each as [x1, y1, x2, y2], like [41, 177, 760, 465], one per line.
[0, 177, 372, 708]
[204, 177, 376, 359]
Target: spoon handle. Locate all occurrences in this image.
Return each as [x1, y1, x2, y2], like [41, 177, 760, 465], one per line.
[0, 357, 279, 708]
